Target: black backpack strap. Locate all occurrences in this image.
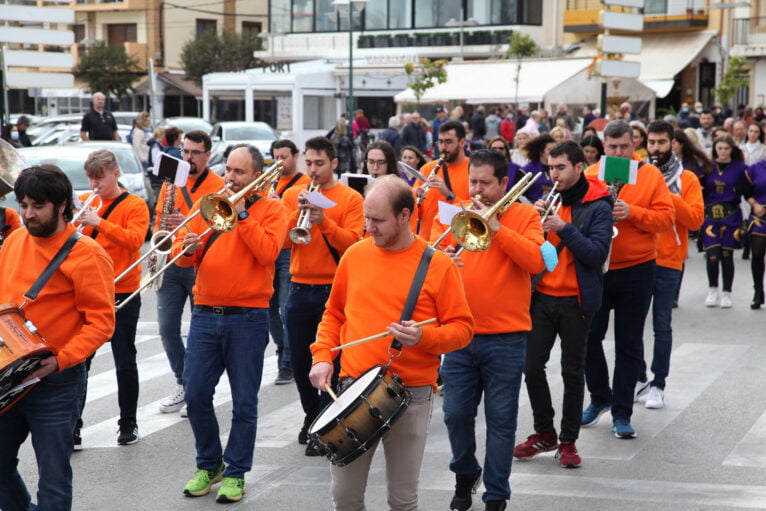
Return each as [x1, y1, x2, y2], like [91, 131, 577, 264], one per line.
[438, 160, 453, 193]
[90, 192, 129, 240]
[181, 168, 211, 209]
[321, 233, 341, 265]
[198, 195, 261, 265]
[279, 173, 304, 198]
[24, 232, 83, 302]
[391, 245, 436, 351]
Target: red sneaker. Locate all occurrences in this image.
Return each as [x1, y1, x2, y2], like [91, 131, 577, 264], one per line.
[556, 440, 581, 468]
[513, 431, 558, 459]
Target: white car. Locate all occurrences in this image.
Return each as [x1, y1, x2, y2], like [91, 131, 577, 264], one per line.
[210, 121, 278, 166]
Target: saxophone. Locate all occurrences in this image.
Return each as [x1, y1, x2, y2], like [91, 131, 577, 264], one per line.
[146, 180, 176, 291]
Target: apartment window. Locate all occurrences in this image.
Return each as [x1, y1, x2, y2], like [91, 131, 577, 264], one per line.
[415, 0, 461, 28]
[644, 0, 666, 15]
[107, 23, 137, 46]
[292, 0, 314, 32]
[242, 21, 263, 39]
[365, 0, 388, 30]
[389, 0, 413, 29]
[196, 19, 217, 37]
[316, 0, 339, 31]
[73, 24, 85, 44]
[270, 0, 291, 33]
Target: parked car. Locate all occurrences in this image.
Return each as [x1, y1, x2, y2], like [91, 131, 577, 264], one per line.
[210, 121, 278, 165]
[158, 117, 214, 135]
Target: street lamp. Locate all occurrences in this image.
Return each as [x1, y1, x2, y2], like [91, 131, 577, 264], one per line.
[332, 0, 367, 118]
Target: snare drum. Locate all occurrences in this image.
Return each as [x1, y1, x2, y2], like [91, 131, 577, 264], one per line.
[0, 304, 52, 414]
[308, 365, 411, 467]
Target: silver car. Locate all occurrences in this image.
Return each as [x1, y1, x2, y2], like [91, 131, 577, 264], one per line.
[210, 121, 278, 166]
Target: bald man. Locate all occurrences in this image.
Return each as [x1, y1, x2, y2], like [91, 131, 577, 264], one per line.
[80, 92, 119, 141]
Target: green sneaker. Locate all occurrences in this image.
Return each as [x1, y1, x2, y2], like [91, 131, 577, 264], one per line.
[216, 477, 245, 503]
[183, 462, 225, 497]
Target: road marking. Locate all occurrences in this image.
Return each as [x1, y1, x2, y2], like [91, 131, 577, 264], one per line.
[725, 407, 766, 467]
[84, 352, 175, 404]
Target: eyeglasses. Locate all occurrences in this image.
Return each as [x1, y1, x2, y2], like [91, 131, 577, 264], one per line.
[366, 159, 387, 168]
[182, 149, 206, 157]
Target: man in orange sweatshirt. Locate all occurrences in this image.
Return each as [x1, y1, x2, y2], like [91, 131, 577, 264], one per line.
[638, 121, 704, 410]
[310, 175, 473, 511]
[173, 144, 287, 503]
[582, 120, 675, 439]
[282, 136, 364, 455]
[431, 149, 545, 511]
[0, 164, 115, 511]
[75, 149, 150, 447]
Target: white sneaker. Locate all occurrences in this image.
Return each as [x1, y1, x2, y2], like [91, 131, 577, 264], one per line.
[634, 379, 650, 402]
[159, 384, 185, 413]
[705, 288, 719, 307]
[720, 292, 733, 308]
[180, 404, 188, 418]
[645, 386, 664, 409]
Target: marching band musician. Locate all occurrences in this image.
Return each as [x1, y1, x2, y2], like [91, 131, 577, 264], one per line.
[265, 139, 312, 385]
[0, 165, 115, 511]
[310, 175, 474, 511]
[155, 130, 224, 415]
[431, 149, 546, 511]
[514, 142, 613, 470]
[74, 150, 150, 447]
[173, 144, 287, 503]
[413, 120, 470, 238]
[281, 136, 364, 456]
[0, 202, 21, 246]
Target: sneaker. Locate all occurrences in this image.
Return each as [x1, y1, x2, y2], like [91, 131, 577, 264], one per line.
[612, 418, 637, 439]
[720, 291, 733, 308]
[645, 386, 665, 409]
[437, 374, 444, 397]
[73, 430, 82, 451]
[581, 402, 609, 427]
[705, 288, 719, 307]
[513, 431, 558, 459]
[183, 462, 225, 497]
[634, 379, 650, 402]
[180, 404, 188, 418]
[555, 440, 581, 468]
[274, 368, 294, 385]
[117, 419, 138, 445]
[298, 415, 311, 445]
[216, 477, 245, 503]
[159, 384, 185, 413]
[449, 470, 482, 511]
[485, 501, 507, 511]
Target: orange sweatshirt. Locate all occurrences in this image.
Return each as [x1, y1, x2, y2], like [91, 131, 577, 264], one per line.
[77, 191, 150, 293]
[0, 225, 115, 370]
[414, 158, 470, 239]
[430, 202, 545, 333]
[266, 173, 313, 249]
[311, 236, 474, 389]
[586, 162, 675, 269]
[1, 207, 21, 242]
[537, 205, 580, 297]
[656, 170, 704, 270]
[154, 168, 225, 230]
[282, 181, 364, 284]
[173, 196, 287, 308]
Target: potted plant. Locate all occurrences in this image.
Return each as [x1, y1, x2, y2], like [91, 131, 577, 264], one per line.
[393, 33, 411, 47]
[413, 32, 432, 46]
[472, 30, 491, 45]
[491, 30, 512, 44]
[374, 34, 392, 48]
[432, 32, 449, 46]
[358, 34, 374, 49]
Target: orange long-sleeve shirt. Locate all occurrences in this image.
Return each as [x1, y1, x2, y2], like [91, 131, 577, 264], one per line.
[311, 236, 474, 389]
[153, 168, 225, 230]
[414, 158, 470, 239]
[77, 191, 150, 293]
[430, 202, 545, 334]
[172, 196, 287, 308]
[282, 181, 364, 284]
[0, 225, 115, 370]
[586, 162, 675, 269]
[537, 205, 580, 297]
[1, 207, 21, 242]
[657, 170, 704, 270]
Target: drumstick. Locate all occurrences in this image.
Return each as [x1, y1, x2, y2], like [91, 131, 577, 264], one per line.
[324, 384, 339, 403]
[330, 318, 438, 351]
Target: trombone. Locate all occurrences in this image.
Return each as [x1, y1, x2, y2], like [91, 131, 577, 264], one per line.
[540, 181, 562, 224]
[114, 160, 283, 308]
[289, 178, 320, 245]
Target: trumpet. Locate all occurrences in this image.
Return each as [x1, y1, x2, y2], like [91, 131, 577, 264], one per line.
[289, 179, 320, 245]
[71, 191, 101, 230]
[540, 181, 562, 224]
[450, 171, 541, 253]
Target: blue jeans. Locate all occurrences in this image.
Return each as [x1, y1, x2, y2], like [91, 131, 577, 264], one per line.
[0, 364, 86, 511]
[442, 333, 526, 503]
[268, 248, 292, 370]
[285, 282, 336, 420]
[585, 260, 655, 421]
[641, 265, 682, 390]
[183, 307, 268, 479]
[157, 264, 196, 385]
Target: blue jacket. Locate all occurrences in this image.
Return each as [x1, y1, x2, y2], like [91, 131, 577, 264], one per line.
[378, 127, 401, 155]
[553, 178, 614, 314]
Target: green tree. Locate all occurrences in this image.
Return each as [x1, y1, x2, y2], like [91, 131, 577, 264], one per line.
[715, 56, 750, 106]
[75, 43, 141, 102]
[506, 32, 539, 105]
[181, 30, 263, 86]
[403, 58, 448, 106]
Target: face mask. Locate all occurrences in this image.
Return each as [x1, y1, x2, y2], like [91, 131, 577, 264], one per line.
[10, 131, 19, 141]
[681, 107, 689, 113]
[695, 107, 703, 113]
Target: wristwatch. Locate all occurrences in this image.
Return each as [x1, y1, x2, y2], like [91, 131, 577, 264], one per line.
[238, 210, 249, 221]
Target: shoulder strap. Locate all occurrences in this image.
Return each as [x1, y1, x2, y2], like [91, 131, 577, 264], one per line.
[90, 192, 130, 240]
[25, 232, 83, 301]
[438, 161, 453, 193]
[198, 195, 261, 265]
[321, 233, 341, 265]
[182, 168, 211, 208]
[279, 173, 304, 198]
[391, 245, 436, 351]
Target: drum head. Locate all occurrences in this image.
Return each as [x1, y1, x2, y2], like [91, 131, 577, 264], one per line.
[309, 366, 381, 434]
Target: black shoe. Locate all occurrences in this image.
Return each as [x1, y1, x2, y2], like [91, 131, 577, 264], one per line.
[298, 415, 313, 445]
[450, 470, 482, 511]
[751, 290, 764, 310]
[73, 430, 82, 452]
[485, 501, 507, 511]
[117, 419, 138, 445]
[304, 442, 321, 456]
[275, 368, 294, 385]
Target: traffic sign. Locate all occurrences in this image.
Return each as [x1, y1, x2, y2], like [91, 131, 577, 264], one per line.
[600, 11, 645, 31]
[597, 34, 642, 54]
[597, 60, 641, 79]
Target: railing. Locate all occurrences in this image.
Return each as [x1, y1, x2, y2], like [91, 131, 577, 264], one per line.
[734, 17, 766, 46]
[565, 0, 705, 16]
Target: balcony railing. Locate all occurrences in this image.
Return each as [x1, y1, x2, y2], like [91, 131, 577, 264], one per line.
[734, 17, 766, 46]
[565, 0, 705, 16]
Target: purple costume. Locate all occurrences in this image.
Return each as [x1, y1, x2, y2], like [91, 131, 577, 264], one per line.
[522, 160, 555, 202]
[746, 162, 766, 236]
[700, 160, 748, 249]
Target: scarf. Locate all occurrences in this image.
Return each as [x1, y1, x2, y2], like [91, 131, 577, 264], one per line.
[657, 152, 683, 195]
[560, 173, 588, 206]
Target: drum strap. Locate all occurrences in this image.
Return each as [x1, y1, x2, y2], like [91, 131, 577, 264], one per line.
[24, 231, 83, 302]
[390, 244, 436, 351]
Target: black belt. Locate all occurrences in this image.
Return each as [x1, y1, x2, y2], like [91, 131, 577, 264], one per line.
[705, 202, 739, 221]
[195, 305, 252, 316]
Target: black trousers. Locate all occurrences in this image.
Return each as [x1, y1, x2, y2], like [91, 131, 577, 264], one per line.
[524, 292, 593, 441]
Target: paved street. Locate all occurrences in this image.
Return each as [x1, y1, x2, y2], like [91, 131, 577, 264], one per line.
[15, 246, 766, 510]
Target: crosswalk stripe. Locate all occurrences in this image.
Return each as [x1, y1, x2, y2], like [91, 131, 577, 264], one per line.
[85, 352, 174, 404]
[93, 334, 159, 357]
[724, 408, 766, 467]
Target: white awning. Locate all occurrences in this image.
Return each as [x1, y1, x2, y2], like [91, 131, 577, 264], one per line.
[394, 58, 592, 105]
[643, 80, 675, 98]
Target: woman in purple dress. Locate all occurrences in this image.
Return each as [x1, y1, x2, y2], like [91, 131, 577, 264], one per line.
[521, 133, 555, 202]
[744, 160, 766, 308]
